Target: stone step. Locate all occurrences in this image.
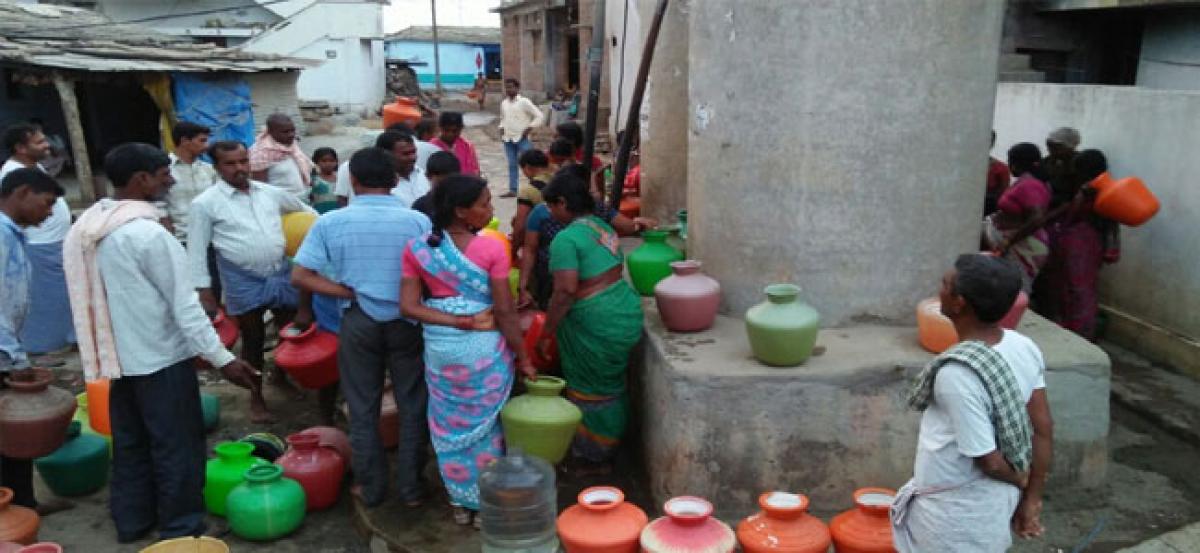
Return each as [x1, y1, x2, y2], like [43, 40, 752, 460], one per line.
[1105, 342, 1200, 447]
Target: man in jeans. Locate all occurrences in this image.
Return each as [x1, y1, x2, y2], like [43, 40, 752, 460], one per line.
[291, 147, 432, 507]
[497, 78, 544, 198]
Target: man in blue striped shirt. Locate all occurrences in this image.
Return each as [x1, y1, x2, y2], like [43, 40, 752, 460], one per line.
[291, 147, 432, 508]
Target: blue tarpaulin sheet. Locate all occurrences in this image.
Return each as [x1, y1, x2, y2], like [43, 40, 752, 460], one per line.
[171, 73, 255, 149]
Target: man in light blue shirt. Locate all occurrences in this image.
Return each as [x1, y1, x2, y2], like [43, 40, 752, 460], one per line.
[0, 167, 68, 515]
[291, 147, 432, 508]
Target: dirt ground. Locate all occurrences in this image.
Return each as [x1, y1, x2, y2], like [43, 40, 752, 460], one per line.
[28, 117, 1200, 552]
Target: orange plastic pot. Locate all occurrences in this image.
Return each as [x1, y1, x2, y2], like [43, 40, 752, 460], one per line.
[383, 97, 422, 129]
[557, 486, 648, 553]
[522, 311, 559, 371]
[1089, 172, 1159, 227]
[0, 488, 38, 545]
[737, 492, 830, 553]
[916, 299, 956, 354]
[212, 310, 239, 349]
[829, 488, 896, 553]
[85, 379, 110, 436]
[917, 292, 1028, 354]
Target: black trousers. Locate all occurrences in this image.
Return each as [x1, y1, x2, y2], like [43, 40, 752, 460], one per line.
[338, 304, 428, 506]
[0, 456, 35, 509]
[109, 360, 206, 541]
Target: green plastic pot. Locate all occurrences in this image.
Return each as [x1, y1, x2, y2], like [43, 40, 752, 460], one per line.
[627, 230, 684, 296]
[745, 284, 820, 367]
[226, 465, 306, 541]
[500, 376, 581, 465]
[204, 442, 268, 516]
[34, 421, 109, 497]
[200, 392, 219, 432]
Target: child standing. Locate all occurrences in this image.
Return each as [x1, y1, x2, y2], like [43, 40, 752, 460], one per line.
[431, 112, 481, 177]
[310, 148, 340, 213]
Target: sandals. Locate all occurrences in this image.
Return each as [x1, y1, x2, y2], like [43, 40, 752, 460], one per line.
[452, 506, 473, 526]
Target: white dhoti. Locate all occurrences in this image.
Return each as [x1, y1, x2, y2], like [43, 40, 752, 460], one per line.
[890, 477, 1020, 553]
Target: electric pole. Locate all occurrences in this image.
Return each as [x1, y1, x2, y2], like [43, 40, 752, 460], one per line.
[431, 0, 443, 96]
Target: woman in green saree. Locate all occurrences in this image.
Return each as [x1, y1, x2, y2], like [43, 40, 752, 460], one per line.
[537, 172, 644, 473]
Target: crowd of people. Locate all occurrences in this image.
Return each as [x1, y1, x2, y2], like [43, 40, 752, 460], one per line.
[0, 77, 1121, 549]
[0, 77, 652, 540]
[983, 127, 1120, 341]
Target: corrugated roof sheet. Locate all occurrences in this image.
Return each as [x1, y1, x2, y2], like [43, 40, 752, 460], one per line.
[0, 2, 315, 73]
[387, 26, 500, 45]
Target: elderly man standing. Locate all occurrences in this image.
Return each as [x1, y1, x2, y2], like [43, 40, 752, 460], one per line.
[189, 141, 314, 422]
[891, 254, 1054, 552]
[250, 113, 313, 202]
[2, 124, 74, 366]
[497, 78, 544, 198]
[65, 143, 259, 542]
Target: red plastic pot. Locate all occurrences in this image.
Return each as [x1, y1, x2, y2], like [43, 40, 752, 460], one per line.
[274, 323, 339, 390]
[522, 311, 559, 371]
[276, 432, 345, 511]
[212, 309, 239, 349]
[301, 426, 350, 469]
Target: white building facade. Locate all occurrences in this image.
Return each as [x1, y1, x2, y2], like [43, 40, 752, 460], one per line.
[93, 0, 387, 114]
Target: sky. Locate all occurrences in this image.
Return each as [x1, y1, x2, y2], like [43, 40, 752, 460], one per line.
[384, 0, 502, 33]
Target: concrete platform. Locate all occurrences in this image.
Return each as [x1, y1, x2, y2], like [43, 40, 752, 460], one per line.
[636, 301, 1111, 518]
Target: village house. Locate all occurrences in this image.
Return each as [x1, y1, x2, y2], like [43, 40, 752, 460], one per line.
[385, 25, 501, 91]
[0, 1, 312, 204]
[69, 0, 388, 115]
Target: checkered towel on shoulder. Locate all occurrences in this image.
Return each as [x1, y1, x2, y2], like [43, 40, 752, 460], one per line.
[908, 340, 1033, 472]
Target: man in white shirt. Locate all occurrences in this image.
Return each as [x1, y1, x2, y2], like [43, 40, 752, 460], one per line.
[2, 124, 74, 365]
[188, 141, 314, 423]
[497, 78, 544, 198]
[69, 143, 258, 542]
[163, 122, 217, 242]
[249, 114, 313, 202]
[163, 122, 222, 311]
[892, 254, 1054, 552]
[334, 131, 429, 208]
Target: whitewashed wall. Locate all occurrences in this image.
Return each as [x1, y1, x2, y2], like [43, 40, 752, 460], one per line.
[992, 83, 1200, 341]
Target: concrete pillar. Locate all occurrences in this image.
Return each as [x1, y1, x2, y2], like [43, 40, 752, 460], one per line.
[686, 0, 1004, 325]
[640, 0, 689, 223]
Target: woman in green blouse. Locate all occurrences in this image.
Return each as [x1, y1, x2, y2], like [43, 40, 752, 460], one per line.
[537, 172, 643, 473]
